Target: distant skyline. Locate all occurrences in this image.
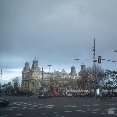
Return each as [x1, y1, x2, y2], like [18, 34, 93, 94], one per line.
[0, 0, 117, 82]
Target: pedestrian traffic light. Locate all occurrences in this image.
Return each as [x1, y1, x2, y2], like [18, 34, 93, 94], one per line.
[98, 56, 102, 63]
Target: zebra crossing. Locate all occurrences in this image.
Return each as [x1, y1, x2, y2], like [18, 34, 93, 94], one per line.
[0, 100, 117, 117]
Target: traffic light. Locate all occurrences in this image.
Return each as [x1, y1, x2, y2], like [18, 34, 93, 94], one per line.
[98, 56, 102, 63]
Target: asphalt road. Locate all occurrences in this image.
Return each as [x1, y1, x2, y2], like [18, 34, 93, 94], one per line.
[0, 96, 117, 117]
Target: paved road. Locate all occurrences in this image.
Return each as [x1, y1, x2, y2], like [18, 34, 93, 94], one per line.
[0, 96, 117, 117]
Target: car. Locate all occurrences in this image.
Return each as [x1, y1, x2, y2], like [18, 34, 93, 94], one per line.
[37, 91, 48, 99]
[66, 92, 73, 97]
[0, 97, 9, 107]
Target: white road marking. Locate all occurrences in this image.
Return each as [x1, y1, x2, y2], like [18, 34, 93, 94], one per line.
[56, 114, 59, 116]
[11, 107, 18, 109]
[22, 107, 27, 109]
[32, 105, 38, 107]
[0, 115, 8, 117]
[54, 112, 58, 113]
[75, 110, 85, 112]
[82, 105, 90, 107]
[106, 108, 116, 111]
[108, 110, 115, 115]
[64, 105, 77, 108]
[27, 108, 34, 109]
[91, 112, 97, 113]
[16, 114, 23, 116]
[64, 111, 72, 113]
[28, 104, 32, 105]
[92, 109, 100, 111]
[41, 113, 47, 115]
[8, 108, 13, 110]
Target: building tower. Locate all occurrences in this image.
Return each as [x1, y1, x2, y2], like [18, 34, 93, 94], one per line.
[81, 64, 86, 71]
[70, 66, 77, 76]
[22, 62, 30, 89]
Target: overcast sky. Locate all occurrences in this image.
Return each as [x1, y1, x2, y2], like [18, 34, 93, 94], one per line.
[0, 0, 117, 82]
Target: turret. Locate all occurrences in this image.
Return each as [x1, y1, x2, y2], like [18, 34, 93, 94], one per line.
[23, 62, 30, 71]
[31, 58, 39, 70]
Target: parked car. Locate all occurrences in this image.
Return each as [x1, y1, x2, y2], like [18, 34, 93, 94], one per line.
[0, 97, 9, 107]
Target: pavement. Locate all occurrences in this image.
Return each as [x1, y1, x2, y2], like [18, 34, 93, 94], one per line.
[0, 96, 117, 117]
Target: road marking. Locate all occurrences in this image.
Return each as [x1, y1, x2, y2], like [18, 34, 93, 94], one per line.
[0, 115, 8, 117]
[44, 105, 55, 108]
[92, 109, 100, 111]
[44, 106, 53, 108]
[108, 110, 115, 115]
[64, 105, 77, 108]
[27, 108, 34, 109]
[38, 104, 43, 105]
[22, 107, 27, 109]
[11, 106, 18, 109]
[54, 112, 58, 113]
[75, 110, 85, 112]
[92, 104, 98, 106]
[91, 112, 97, 113]
[82, 105, 90, 107]
[106, 108, 116, 111]
[8, 108, 13, 110]
[64, 110, 72, 113]
[16, 114, 23, 116]
[28, 104, 32, 105]
[100, 113, 105, 115]
[41, 113, 47, 115]
[32, 105, 38, 107]
[46, 105, 55, 107]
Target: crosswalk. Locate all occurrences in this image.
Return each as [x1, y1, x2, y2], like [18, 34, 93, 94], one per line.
[0, 101, 117, 117]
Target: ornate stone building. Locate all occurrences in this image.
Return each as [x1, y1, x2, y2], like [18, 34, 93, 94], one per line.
[22, 59, 41, 93]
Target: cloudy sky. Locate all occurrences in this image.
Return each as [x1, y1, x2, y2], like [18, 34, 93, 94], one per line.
[0, 0, 117, 82]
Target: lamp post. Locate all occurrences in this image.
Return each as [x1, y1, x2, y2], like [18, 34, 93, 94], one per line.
[114, 50, 117, 60]
[47, 65, 52, 73]
[114, 50, 117, 53]
[92, 38, 98, 97]
[74, 59, 79, 61]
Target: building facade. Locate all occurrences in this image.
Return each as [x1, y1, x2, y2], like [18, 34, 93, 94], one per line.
[22, 59, 41, 93]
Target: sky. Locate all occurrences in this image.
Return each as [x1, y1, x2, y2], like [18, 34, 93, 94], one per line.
[0, 0, 117, 83]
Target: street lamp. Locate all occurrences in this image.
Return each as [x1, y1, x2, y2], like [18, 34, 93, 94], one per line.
[47, 65, 52, 72]
[114, 50, 117, 61]
[114, 50, 117, 53]
[74, 59, 79, 61]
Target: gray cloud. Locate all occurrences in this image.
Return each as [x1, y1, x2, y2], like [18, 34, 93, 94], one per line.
[0, 0, 117, 71]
